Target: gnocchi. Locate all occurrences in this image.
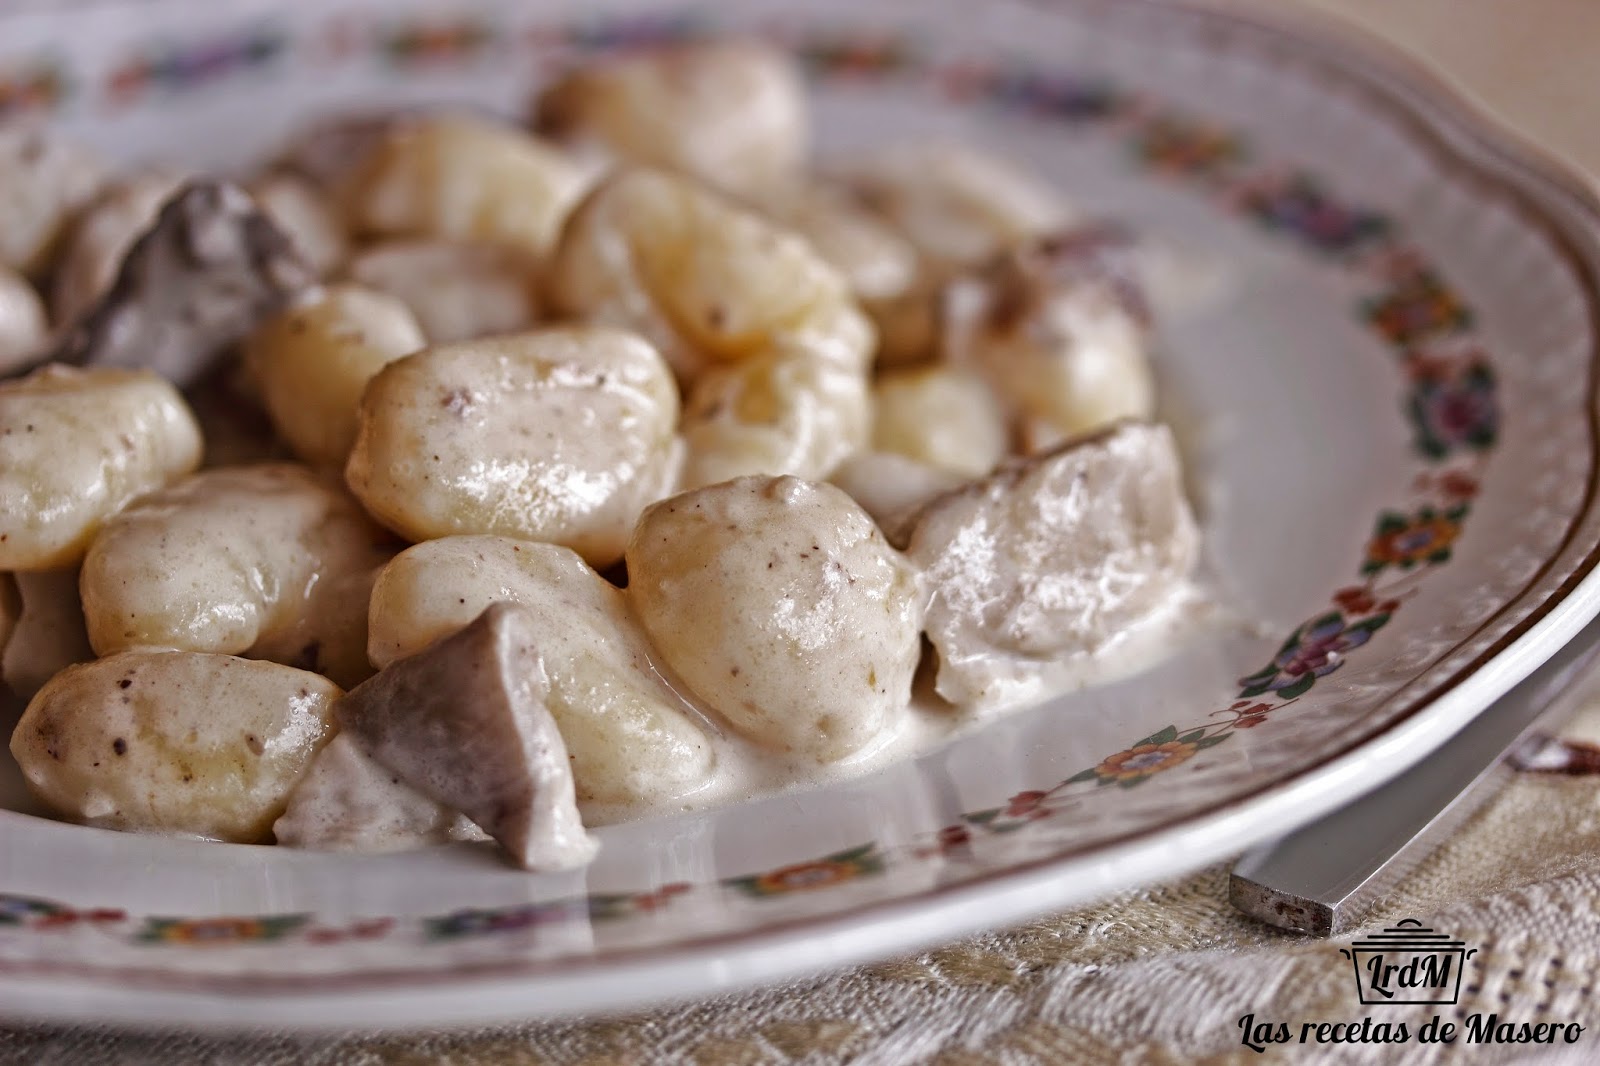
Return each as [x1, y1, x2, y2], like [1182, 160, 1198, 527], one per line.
[345, 239, 541, 344]
[367, 535, 714, 810]
[0, 265, 48, 377]
[246, 283, 425, 467]
[628, 476, 925, 762]
[345, 114, 589, 260]
[346, 326, 680, 568]
[0, 123, 106, 277]
[9, 650, 340, 842]
[1, 38, 1207, 870]
[0, 365, 202, 571]
[534, 40, 807, 195]
[944, 227, 1155, 441]
[871, 365, 1008, 478]
[549, 168, 874, 485]
[79, 464, 393, 682]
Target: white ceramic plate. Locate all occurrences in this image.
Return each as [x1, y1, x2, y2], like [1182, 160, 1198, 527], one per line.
[4, 0, 1600, 1032]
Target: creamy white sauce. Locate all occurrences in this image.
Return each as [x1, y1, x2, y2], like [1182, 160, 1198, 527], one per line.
[582, 580, 1221, 826]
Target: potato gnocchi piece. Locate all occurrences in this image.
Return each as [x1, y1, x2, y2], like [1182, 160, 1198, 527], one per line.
[944, 227, 1155, 440]
[367, 535, 714, 811]
[872, 365, 1007, 479]
[757, 182, 932, 366]
[1, 569, 93, 699]
[548, 167, 869, 379]
[338, 603, 598, 870]
[680, 334, 870, 490]
[79, 464, 393, 678]
[907, 422, 1199, 708]
[246, 284, 425, 467]
[51, 173, 185, 328]
[0, 365, 202, 571]
[628, 476, 925, 762]
[534, 40, 807, 195]
[345, 239, 541, 344]
[0, 265, 48, 376]
[9, 651, 340, 842]
[248, 171, 349, 278]
[0, 123, 107, 277]
[549, 169, 874, 484]
[844, 141, 1076, 269]
[346, 327, 680, 569]
[345, 115, 588, 260]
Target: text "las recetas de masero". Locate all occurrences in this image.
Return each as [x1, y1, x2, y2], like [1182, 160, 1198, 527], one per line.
[1236, 1013, 1585, 1054]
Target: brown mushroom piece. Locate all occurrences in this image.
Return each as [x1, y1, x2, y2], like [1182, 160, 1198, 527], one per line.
[335, 602, 599, 871]
[906, 421, 1200, 709]
[52, 181, 316, 387]
[273, 732, 486, 853]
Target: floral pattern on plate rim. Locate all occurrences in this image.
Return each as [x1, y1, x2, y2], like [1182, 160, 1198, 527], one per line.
[0, 16, 1499, 936]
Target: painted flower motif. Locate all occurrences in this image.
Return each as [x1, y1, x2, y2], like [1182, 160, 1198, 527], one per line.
[1098, 741, 1198, 779]
[1333, 586, 1377, 614]
[978, 72, 1121, 120]
[1004, 790, 1050, 817]
[794, 38, 912, 79]
[381, 21, 497, 67]
[1067, 725, 1230, 789]
[1130, 116, 1244, 178]
[0, 63, 68, 119]
[137, 915, 307, 945]
[1363, 273, 1473, 346]
[1233, 172, 1389, 254]
[1362, 506, 1467, 574]
[729, 844, 884, 899]
[0, 894, 69, 927]
[107, 29, 287, 106]
[1438, 470, 1480, 501]
[1408, 362, 1497, 459]
[305, 918, 394, 945]
[1233, 713, 1270, 729]
[915, 823, 974, 859]
[1238, 611, 1390, 699]
[426, 899, 589, 940]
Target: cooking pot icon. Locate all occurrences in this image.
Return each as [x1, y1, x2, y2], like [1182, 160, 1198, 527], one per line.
[1340, 919, 1476, 1006]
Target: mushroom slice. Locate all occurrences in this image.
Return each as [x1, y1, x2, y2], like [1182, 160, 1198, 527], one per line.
[53, 181, 316, 387]
[273, 732, 484, 853]
[906, 422, 1199, 708]
[336, 603, 599, 871]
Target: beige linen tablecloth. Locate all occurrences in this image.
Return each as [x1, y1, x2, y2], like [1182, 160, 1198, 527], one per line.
[8, 1, 1600, 1062]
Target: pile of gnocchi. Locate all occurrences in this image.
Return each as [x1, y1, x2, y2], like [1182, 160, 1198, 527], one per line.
[0, 40, 1198, 871]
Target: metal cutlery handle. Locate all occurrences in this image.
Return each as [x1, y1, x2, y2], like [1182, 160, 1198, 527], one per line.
[1230, 613, 1600, 936]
